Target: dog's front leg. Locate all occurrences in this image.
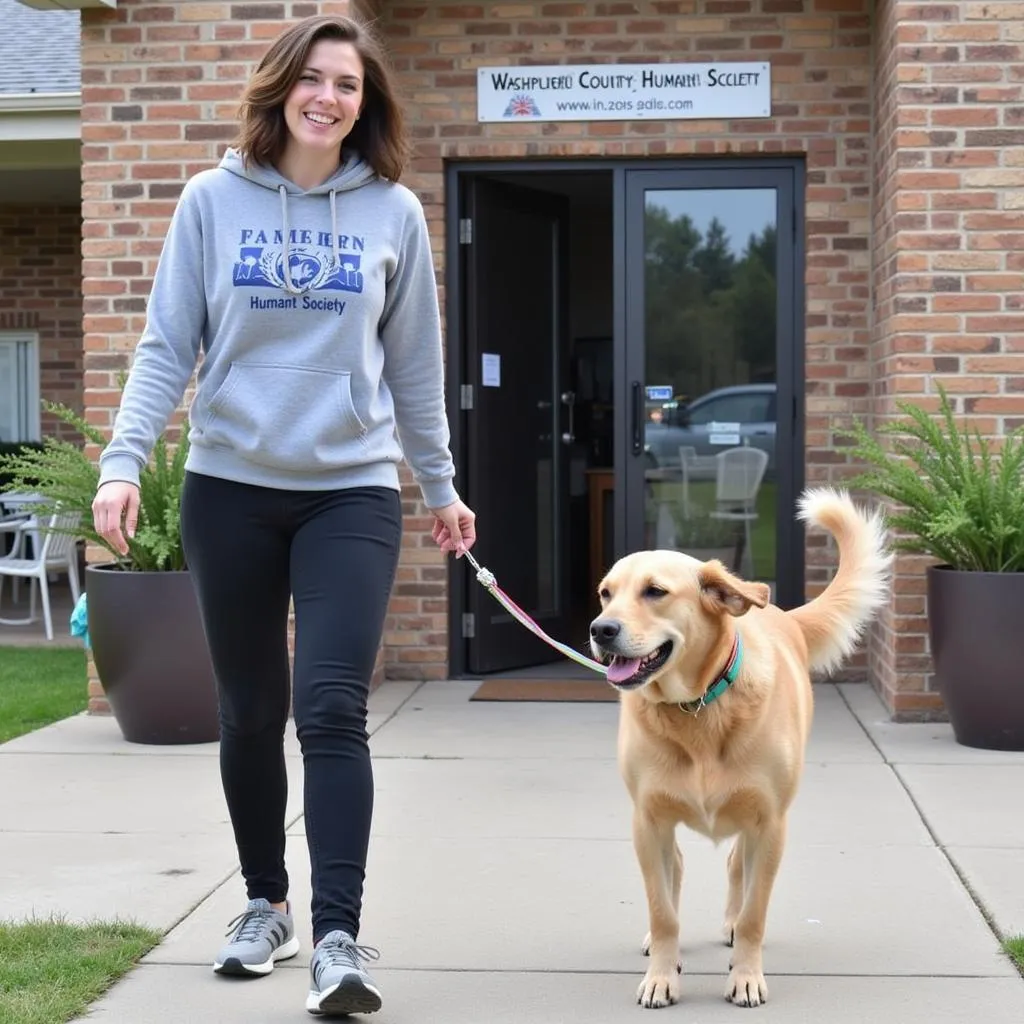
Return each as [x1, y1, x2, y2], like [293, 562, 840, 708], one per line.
[633, 807, 681, 1008]
[725, 816, 786, 1008]
[722, 832, 745, 947]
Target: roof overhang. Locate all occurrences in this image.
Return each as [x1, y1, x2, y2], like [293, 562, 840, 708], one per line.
[0, 93, 80, 144]
[15, 1, 116, 9]
[0, 91, 80, 201]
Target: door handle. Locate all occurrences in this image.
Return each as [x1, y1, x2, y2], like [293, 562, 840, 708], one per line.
[631, 381, 643, 456]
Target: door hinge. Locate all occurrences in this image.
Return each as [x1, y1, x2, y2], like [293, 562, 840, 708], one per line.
[460, 383, 474, 410]
[459, 217, 473, 244]
[462, 612, 475, 638]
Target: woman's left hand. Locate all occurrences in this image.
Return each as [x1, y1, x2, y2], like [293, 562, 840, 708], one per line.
[431, 499, 477, 557]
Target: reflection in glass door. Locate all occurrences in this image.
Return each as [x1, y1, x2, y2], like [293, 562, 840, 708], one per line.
[624, 168, 801, 607]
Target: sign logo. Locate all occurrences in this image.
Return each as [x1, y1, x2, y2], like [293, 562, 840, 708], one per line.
[503, 93, 542, 118]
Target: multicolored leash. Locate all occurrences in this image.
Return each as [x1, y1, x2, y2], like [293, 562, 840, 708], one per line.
[461, 548, 608, 676]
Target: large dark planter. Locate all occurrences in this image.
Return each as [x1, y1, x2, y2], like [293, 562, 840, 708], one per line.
[927, 565, 1024, 751]
[86, 564, 220, 745]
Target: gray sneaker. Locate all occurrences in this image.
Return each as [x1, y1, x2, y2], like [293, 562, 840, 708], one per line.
[306, 930, 382, 1016]
[213, 897, 300, 976]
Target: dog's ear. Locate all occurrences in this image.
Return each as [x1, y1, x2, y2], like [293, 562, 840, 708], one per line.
[698, 560, 771, 617]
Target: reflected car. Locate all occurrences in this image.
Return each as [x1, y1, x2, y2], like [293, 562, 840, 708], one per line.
[644, 383, 777, 472]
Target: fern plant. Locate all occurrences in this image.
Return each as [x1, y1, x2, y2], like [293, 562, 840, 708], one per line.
[0, 399, 188, 572]
[841, 384, 1024, 573]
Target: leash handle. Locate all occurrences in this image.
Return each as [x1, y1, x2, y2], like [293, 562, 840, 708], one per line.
[461, 548, 608, 676]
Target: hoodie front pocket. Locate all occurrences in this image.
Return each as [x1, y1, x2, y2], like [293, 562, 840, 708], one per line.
[202, 362, 368, 472]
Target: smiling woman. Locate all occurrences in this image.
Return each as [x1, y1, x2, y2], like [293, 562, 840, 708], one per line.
[86, 11, 477, 1019]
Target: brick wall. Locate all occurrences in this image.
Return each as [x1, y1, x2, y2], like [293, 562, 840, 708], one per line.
[378, 0, 874, 680]
[80, 0, 1016, 713]
[868, 0, 1024, 718]
[0, 206, 84, 439]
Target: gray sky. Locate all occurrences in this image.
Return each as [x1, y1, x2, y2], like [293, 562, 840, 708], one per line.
[646, 188, 776, 256]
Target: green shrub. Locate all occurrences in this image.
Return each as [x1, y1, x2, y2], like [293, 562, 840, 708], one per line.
[0, 401, 187, 573]
[841, 384, 1024, 573]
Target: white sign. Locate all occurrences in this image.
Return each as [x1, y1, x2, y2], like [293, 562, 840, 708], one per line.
[482, 352, 501, 387]
[708, 422, 741, 446]
[477, 62, 770, 124]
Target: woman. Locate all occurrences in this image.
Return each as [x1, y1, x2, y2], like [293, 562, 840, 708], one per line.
[91, 14, 475, 1017]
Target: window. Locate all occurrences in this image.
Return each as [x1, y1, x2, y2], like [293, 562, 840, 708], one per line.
[687, 390, 773, 427]
[0, 332, 41, 443]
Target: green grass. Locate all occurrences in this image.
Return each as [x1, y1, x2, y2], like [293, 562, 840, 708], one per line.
[0, 647, 87, 745]
[648, 479, 778, 580]
[1004, 934, 1024, 974]
[0, 918, 161, 1024]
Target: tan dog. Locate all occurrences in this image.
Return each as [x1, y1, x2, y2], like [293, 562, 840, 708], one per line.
[589, 488, 891, 1009]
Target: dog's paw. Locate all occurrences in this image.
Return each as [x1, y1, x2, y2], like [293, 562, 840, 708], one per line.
[724, 965, 767, 1008]
[637, 966, 681, 1009]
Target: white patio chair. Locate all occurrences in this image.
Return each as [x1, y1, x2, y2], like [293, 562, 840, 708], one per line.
[0, 509, 82, 640]
[0, 511, 35, 603]
[710, 447, 769, 577]
[677, 445, 717, 519]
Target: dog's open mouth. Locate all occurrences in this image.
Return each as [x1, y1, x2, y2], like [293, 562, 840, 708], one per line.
[603, 640, 673, 688]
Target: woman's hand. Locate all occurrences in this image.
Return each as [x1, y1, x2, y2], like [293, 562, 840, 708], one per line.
[92, 481, 141, 556]
[430, 499, 477, 557]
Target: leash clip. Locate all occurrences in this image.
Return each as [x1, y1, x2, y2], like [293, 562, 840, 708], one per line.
[678, 695, 705, 717]
[461, 549, 496, 589]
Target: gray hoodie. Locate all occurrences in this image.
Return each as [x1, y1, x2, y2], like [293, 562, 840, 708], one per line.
[98, 148, 458, 509]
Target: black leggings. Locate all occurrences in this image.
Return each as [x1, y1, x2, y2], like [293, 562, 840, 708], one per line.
[180, 471, 402, 944]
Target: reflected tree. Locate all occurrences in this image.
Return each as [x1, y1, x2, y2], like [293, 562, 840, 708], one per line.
[644, 203, 777, 405]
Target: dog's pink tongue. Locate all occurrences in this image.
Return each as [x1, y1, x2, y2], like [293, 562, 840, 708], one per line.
[607, 657, 641, 683]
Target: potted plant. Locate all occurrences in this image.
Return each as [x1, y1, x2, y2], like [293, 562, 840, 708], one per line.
[0, 400, 219, 746]
[843, 385, 1024, 751]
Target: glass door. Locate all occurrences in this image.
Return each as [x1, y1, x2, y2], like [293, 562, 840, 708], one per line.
[622, 166, 802, 607]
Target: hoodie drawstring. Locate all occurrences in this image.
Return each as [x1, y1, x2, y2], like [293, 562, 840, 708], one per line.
[278, 185, 342, 296]
[278, 185, 297, 294]
[330, 189, 341, 269]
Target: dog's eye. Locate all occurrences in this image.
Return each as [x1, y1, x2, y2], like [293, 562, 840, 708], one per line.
[643, 585, 668, 599]
[599, 587, 611, 601]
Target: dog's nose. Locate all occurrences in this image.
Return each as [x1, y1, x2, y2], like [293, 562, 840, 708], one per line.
[590, 618, 621, 643]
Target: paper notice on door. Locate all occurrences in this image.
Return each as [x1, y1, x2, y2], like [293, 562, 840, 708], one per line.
[482, 352, 501, 387]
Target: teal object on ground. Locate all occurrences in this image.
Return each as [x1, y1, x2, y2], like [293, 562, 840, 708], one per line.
[70, 592, 90, 649]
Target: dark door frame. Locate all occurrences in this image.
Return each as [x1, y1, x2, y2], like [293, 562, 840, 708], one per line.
[461, 176, 573, 673]
[444, 157, 806, 679]
[623, 164, 804, 609]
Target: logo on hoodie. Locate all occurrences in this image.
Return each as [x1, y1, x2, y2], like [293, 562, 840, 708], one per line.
[232, 229, 365, 294]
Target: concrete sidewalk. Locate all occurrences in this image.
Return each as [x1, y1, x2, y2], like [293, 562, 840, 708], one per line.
[1, 680, 1022, 1022]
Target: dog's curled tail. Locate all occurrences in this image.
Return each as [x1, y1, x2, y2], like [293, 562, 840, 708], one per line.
[788, 487, 893, 676]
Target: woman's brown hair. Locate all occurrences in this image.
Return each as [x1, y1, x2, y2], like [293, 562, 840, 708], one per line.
[232, 15, 409, 181]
